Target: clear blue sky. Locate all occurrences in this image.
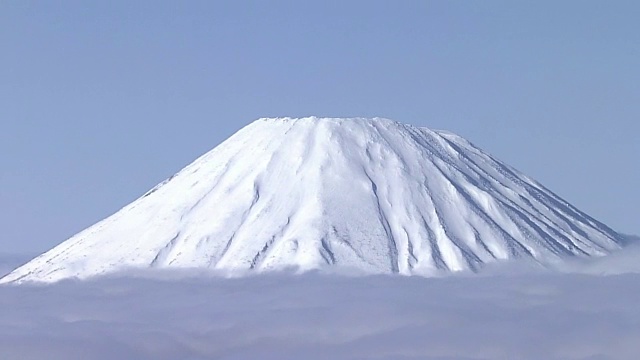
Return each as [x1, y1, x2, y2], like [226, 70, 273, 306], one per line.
[1, 1, 638, 253]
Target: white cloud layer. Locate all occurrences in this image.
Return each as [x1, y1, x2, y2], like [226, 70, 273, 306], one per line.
[1, 262, 640, 360]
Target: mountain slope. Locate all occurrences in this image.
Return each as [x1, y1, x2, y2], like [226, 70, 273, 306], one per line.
[1, 117, 623, 283]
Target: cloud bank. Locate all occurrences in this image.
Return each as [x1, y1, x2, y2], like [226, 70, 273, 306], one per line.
[1, 270, 640, 360]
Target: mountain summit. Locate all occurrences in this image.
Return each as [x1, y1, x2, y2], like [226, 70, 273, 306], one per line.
[1, 117, 623, 283]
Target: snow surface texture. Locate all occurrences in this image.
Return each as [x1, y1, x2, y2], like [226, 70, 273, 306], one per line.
[2, 272, 640, 360]
[1, 117, 623, 283]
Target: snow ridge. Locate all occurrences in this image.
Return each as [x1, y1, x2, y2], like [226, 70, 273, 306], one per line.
[1, 117, 623, 283]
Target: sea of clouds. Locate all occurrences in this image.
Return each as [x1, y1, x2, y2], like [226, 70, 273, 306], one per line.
[2, 246, 640, 360]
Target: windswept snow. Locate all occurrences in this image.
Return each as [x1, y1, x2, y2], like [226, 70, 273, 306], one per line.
[0, 117, 623, 283]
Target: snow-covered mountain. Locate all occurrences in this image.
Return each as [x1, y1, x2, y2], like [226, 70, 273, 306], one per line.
[1, 117, 623, 283]
[0, 254, 32, 278]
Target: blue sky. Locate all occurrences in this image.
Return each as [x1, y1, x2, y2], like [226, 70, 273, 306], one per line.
[1, 1, 638, 253]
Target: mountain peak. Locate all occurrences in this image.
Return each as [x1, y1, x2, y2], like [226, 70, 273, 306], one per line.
[1, 117, 622, 283]
[256, 116, 393, 122]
